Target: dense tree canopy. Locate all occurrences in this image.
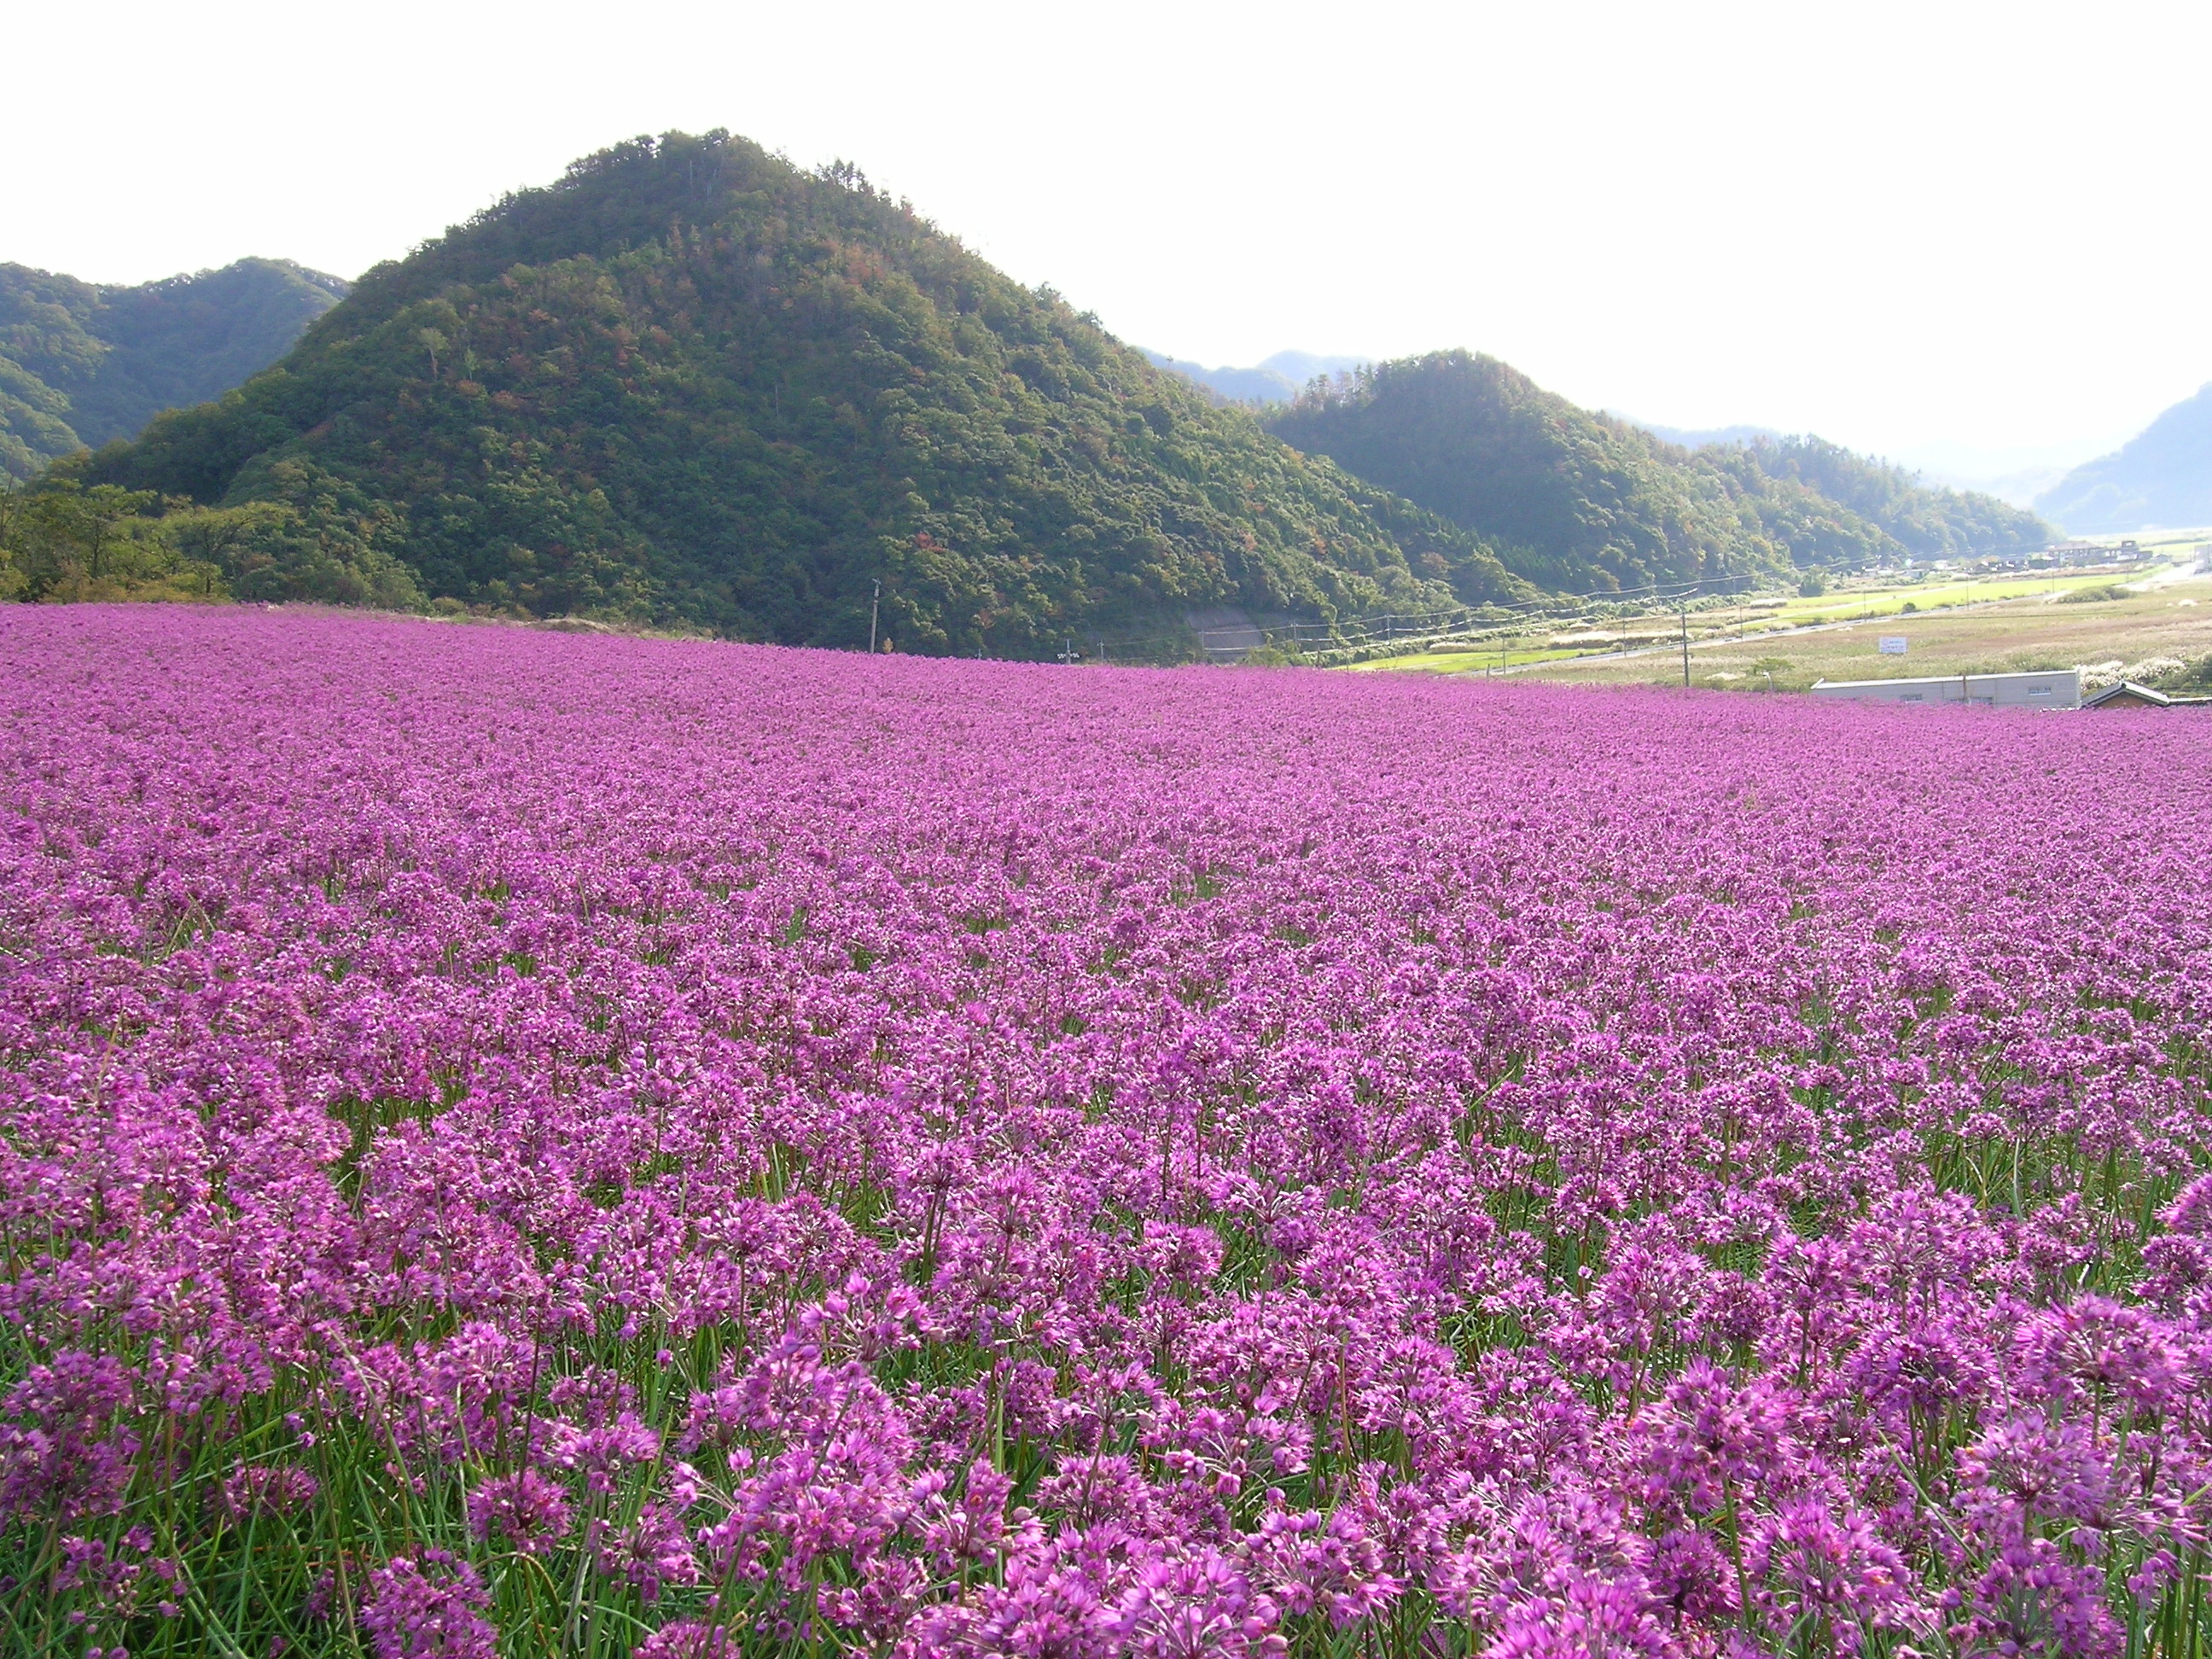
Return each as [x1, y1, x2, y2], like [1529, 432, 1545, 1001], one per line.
[1266, 352, 2049, 591]
[1734, 432, 2047, 559]
[0, 474, 422, 609]
[0, 259, 344, 479]
[84, 134, 1531, 650]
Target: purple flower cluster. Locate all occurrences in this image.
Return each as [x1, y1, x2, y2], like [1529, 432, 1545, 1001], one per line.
[2, 606, 2209, 1656]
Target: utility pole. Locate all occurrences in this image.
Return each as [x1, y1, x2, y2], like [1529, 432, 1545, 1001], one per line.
[869, 579, 881, 655]
[1680, 606, 1691, 689]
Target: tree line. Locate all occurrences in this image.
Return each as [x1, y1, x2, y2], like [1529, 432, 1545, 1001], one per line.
[0, 474, 422, 608]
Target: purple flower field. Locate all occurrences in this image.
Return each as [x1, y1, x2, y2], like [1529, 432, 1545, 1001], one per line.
[4, 607, 2210, 1659]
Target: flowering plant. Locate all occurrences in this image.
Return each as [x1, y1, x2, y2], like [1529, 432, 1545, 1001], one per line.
[2, 608, 2208, 1657]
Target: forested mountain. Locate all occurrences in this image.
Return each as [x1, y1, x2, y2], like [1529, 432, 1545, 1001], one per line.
[0, 259, 345, 479]
[37, 143, 2052, 639]
[1267, 352, 2049, 591]
[74, 133, 1528, 648]
[2036, 384, 2212, 533]
[1736, 432, 2048, 559]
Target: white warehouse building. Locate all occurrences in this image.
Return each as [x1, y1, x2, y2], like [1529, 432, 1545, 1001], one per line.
[1808, 670, 2081, 709]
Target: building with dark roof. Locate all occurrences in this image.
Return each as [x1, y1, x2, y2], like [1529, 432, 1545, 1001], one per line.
[2081, 681, 2211, 710]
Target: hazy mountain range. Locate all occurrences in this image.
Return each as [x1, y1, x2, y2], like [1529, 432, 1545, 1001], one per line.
[1138, 349, 1367, 406]
[1622, 421, 1784, 452]
[0, 259, 346, 479]
[1154, 367, 2106, 542]
[1596, 415, 2202, 524]
[1266, 355, 2046, 592]
[2033, 384, 2212, 533]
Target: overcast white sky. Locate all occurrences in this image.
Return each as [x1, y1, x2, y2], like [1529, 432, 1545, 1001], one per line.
[13, 0, 2207, 471]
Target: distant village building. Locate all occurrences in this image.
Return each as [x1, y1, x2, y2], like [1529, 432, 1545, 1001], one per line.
[2042, 539, 2138, 566]
[1972, 538, 2149, 573]
[2081, 680, 2211, 710]
[1809, 670, 2080, 709]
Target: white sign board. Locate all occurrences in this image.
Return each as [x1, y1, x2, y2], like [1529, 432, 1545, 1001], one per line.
[1877, 636, 1908, 655]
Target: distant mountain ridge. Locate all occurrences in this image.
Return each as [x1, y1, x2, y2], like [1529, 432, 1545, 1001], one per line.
[0, 259, 346, 479]
[1267, 352, 2051, 591]
[1627, 419, 1786, 451]
[1143, 348, 1367, 406]
[2036, 383, 2212, 533]
[1629, 420, 2086, 511]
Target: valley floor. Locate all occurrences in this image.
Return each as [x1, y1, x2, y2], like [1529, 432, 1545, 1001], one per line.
[1358, 536, 2212, 696]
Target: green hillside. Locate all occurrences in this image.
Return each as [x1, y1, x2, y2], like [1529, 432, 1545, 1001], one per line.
[0, 259, 345, 479]
[1734, 432, 2047, 559]
[1266, 352, 2049, 591]
[2036, 384, 2212, 533]
[78, 133, 1530, 649]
